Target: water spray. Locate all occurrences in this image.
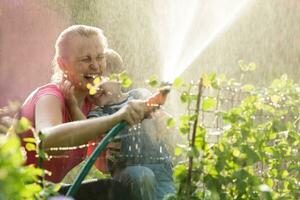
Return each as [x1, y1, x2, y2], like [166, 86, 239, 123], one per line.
[66, 85, 171, 197]
[159, 0, 251, 83]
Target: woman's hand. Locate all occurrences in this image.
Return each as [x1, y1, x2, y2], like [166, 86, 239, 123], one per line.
[117, 99, 147, 126]
[59, 80, 86, 121]
[60, 80, 78, 107]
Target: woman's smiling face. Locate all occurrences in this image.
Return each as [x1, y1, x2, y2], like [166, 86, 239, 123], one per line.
[62, 34, 106, 91]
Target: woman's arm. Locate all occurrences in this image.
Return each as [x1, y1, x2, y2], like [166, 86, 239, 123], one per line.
[35, 95, 146, 155]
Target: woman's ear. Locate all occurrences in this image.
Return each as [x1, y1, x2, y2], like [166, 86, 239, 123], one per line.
[57, 57, 68, 71]
[57, 57, 68, 79]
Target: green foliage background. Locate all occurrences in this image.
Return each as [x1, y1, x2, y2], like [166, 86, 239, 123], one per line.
[163, 69, 300, 200]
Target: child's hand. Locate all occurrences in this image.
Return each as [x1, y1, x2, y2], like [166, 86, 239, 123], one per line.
[60, 80, 78, 107]
[91, 81, 123, 107]
[98, 81, 122, 97]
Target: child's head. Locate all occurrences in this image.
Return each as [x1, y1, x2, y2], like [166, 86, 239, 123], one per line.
[90, 49, 126, 107]
[103, 49, 125, 77]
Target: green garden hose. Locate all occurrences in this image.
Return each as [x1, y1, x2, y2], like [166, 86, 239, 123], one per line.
[66, 121, 126, 197]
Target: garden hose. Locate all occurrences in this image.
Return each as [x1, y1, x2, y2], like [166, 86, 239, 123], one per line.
[66, 121, 126, 197]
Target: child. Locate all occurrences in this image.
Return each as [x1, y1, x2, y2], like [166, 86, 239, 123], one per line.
[62, 49, 175, 200]
[102, 49, 125, 77]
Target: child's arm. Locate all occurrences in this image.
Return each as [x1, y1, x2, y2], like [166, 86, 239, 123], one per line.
[60, 80, 86, 121]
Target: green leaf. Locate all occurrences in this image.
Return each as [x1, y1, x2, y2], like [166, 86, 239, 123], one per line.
[270, 95, 280, 104]
[173, 77, 184, 89]
[93, 77, 101, 85]
[281, 170, 288, 178]
[239, 60, 248, 71]
[121, 77, 132, 88]
[241, 84, 255, 92]
[232, 148, 241, 157]
[88, 86, 97, 95]
[218, 144, 224, 152]
[173, 164, 187, 181]
[187, 147, 199, 158]
[266, 178, 274, 187]
[242, 145, 260, 165]
[179, 124, 190, 135]
[236, 181, 247, 194]
[22, 183, 42, 198]
[248, 63, 256, 71]
[180, 91, 189, 103]
[25, 143, 36, 151]
[175, 147, 182, 156]
[117, 72, 133, 88]
[23, 137, 36, 143]
[195, 138, 204, 150]
[38, 149, 48, 161]
[202, 97, 217, 111]
[146, 75, 158, 87]
[119, 71, 128, 80]
[270, 169, 277, 178]
[15, 117, 31, 133]
[202, 73, 217, 88]
[166, 117, 176, 129]
[268, 131, 277, 140]
[179, 115, 191, 123]
[264, 147, 274, 154]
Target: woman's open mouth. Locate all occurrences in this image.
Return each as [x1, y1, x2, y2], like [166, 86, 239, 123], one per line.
[83, 73, 100, 82]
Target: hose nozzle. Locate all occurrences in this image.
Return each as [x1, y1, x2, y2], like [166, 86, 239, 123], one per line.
[146, 82, 172, 111]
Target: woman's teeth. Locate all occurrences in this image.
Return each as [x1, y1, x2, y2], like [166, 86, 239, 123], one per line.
[84, 74, 98, 79]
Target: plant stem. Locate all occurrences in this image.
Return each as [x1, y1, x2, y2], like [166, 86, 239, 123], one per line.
[187, 78, 203, 196]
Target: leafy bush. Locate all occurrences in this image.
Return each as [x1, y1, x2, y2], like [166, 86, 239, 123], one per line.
[0, 134, 43, 200]
[163, 71, 300, 200]
[0, 106, 59, 200]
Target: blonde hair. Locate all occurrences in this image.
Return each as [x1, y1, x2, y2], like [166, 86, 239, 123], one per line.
[104, 48, 124, 76]
[51, 25, 108, 83]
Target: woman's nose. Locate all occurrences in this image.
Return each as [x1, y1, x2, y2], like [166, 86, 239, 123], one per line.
[89, 60, 99, 71]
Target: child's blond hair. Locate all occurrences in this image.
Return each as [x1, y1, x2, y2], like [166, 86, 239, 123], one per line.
[104, 48, 125, 76]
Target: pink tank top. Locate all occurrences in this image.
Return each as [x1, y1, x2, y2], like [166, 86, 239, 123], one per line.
[20, 83, 93, 183]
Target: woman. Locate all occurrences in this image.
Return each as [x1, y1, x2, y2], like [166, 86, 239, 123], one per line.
[20, 25, 147, 199]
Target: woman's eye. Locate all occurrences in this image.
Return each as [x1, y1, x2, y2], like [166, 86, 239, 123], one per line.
[96, 56, 104, 61]
[81, 58, 90, 62]
[96, 56, 103, 61]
